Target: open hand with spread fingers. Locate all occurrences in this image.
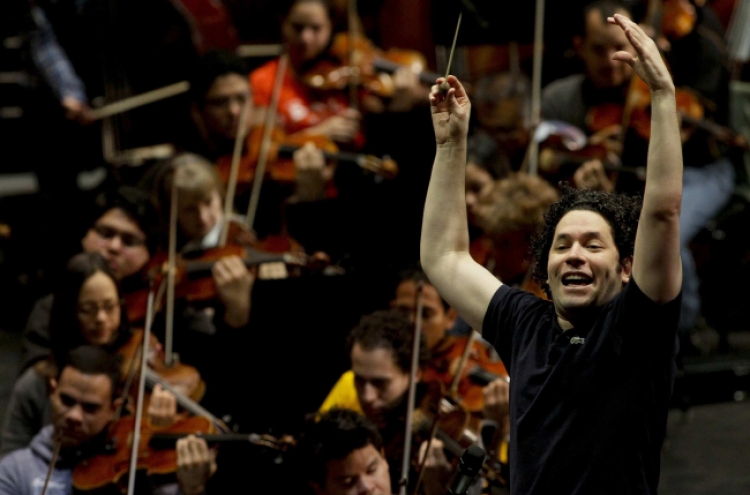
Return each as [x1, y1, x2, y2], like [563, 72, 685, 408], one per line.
[429, 75, 471, 145]
[608, 14, 674, 94]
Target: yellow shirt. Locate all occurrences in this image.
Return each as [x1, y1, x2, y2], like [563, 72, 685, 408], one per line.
[319, 370, 364, 415]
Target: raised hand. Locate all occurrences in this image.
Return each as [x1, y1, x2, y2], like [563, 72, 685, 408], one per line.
[608, 14, 674, 93]
[429, 75, 471, 145]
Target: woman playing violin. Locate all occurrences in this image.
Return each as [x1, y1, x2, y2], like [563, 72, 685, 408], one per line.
[1, 253, 179, 456]
[250, 0, 425, 145]
[251, 0, 362, 145]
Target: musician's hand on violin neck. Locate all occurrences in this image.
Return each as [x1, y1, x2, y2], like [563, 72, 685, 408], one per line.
[482, 378, 510, 425]
[176, 435, 217, 495]
[212, 255, 254, 328]
[430, 76, 470, 146]
[418, 438, 453, 495]
[147, 384, 178, 428]
[305, 108, 361, 143]
[292, 142, 330, 202]
[609, 14, 675, 94]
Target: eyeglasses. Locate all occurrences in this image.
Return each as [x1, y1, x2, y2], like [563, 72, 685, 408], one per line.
[91, 224, 146, 248]
[77, 300, 121, 318]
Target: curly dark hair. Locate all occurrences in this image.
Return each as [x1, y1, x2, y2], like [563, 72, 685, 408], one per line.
[346, 310, 429, 373]
[297, 408, 384, 486]
[530, 185, 642, 297]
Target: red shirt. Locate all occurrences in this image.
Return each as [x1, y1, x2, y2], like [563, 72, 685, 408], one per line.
[250, 58, 352, 136]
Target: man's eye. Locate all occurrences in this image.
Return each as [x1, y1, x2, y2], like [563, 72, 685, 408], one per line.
[60, 395, 75, 407]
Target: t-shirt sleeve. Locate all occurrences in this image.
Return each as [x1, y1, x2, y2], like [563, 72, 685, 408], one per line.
[481, 285, 550, 367]
[612, 277, 681, 358]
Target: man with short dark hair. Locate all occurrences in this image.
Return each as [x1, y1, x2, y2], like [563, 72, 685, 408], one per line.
[0, 346, 214, 495]
[298, 408, 391, 495]
[423, 14, 682, 495]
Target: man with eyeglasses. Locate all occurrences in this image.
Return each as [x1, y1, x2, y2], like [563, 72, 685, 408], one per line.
[21, 187, 156, 372]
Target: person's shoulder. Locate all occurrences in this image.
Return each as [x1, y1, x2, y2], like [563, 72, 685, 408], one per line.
[250, 59, 280, 86]
[542, 74, 586, 98]
[14, 366, 46, 390]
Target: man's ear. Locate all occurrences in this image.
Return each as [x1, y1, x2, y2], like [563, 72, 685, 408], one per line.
[48, 377, 58, 395]
[620, 256, 633, 284]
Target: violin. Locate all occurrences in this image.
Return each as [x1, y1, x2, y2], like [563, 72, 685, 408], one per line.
[72, 415, 294, 491]
[117, 329, 206, 403]
[124, 241, 316, 323]
[302, 33, 442, 98]
[215, 126, 398, 190]
[387, 381, 507, 490]
[536, 121, 647, 182]
[423, 335, 508, 413]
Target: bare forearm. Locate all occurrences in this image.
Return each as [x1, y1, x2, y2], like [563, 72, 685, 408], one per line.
[420, 142, 470, 267]
[643, 89, 683, 215]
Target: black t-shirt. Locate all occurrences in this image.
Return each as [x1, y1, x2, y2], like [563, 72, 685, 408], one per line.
[482, 278, 680, 495]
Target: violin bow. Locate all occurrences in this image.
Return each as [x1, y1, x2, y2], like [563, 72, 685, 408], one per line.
[245, 53, 288, 229]
[165, 173, 179, 367]
[398, 280, 424, 495]
[125, 288, 156, 495]
[347, 0, 360, 111]
[219, 93, 252, 247]
[438, 12, 463, 93]
[40, 436, 62, 495]
[116, 275, 167, 419]
[523, 0, 546, 176]
[449, 331, 476, 399]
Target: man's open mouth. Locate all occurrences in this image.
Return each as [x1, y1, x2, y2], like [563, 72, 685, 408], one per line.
[562, 274, 593, 286]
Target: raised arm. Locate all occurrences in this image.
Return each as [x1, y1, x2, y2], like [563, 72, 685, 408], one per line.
[610, 15, 682, 302]
[421, 76, 501, 331]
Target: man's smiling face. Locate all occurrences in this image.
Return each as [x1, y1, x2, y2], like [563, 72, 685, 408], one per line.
[547, 210, 631, 325]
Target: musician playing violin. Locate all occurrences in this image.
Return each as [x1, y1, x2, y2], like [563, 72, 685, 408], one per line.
[0, 346, 214, 495]
[152, 155, 255, 357]
[186, 52, 333, 212]
[250, 0, 424, 146]
[541, 0, 734, 341]
[1, 253, 179, 456]
[319, 311, 457, 493]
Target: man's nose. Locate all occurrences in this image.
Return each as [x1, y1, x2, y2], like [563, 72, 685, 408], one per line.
[356, 475, 376, 494]
[107, 235, 122, 251]
[361, 383, 378, 404]
[565, 244, 585, 264]
[66, 404, 84, 423]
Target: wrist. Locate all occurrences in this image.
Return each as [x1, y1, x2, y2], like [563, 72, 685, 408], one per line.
[179, 483, 205, 495]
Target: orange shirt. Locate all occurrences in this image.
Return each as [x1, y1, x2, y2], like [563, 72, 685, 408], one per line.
[250, 58, 351, 136]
